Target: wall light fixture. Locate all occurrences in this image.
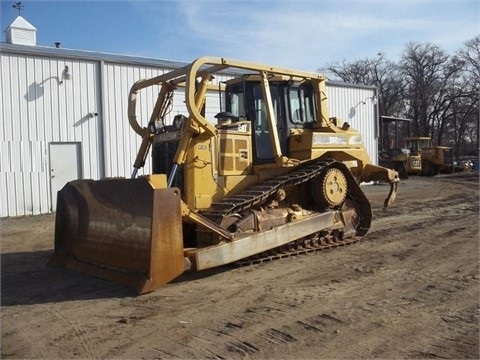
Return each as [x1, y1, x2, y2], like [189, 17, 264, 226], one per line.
[59, 65, 72, 85]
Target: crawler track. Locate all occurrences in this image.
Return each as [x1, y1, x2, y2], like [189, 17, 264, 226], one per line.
[201, 159, 334, 219]
[200, 159, 372, 264]
[236, 233, 361, 266]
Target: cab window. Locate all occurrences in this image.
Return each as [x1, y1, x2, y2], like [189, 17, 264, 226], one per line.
[288, 85, 315, 126]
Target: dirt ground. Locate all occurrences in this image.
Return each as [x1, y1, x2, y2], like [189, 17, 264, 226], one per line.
[1, 172, 479, 359]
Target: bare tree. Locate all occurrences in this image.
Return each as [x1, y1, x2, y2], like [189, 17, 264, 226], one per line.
[459, 36, 480, 77]
[400, 42, 453, 140]
[453, 36, 480, 156]
[320, 54, 404, 118]
[319, 38, 479, 157]
[402, 39, 478, 150]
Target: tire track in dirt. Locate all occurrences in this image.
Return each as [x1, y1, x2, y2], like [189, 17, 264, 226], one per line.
[133, 296, 349, 359]
[1, 309, 50, 358]
[408, 305, 479, 359]
[45, 305, 97, 358]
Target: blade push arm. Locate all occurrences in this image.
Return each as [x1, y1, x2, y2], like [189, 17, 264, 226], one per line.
[129, 82, 176, 178]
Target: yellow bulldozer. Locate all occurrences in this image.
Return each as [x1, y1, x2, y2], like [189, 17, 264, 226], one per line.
[379, 147, 422, 179]
[404, 137, 454, 176]
[48, 57, 399, 294]
[378, 116, 422, 179]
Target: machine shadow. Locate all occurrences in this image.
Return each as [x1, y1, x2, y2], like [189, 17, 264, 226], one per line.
[1, 250, 134, 306]
[170, 263, 238, 284]
[1, 250, 237, 306]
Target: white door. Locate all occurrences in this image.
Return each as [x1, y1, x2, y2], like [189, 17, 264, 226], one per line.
[49, 142, 82, 210]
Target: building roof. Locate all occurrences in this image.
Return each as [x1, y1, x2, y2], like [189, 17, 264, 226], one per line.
[4, 15, 37, 32]
[0, 42, 188, 68]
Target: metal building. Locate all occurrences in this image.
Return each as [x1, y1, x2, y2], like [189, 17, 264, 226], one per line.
[1, 22, 378, 217]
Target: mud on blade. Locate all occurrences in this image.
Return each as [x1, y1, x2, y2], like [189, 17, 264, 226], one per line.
[48, 176, 185, 294]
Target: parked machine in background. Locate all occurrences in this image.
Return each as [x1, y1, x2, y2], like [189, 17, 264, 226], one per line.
[48, 57, 399, 294]
[405, 137, 454, 176]
[378, 116, 422, 178]
[379, 147, 422, 179]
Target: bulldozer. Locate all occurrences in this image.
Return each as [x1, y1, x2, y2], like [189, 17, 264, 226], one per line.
[404, 137, 454, 176]
[378, 116, 422, 178]
[48, 57, 399, 294]
[379, 147, 422, 179]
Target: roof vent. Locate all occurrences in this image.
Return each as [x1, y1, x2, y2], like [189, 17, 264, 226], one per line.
[5, 16, 37, 46]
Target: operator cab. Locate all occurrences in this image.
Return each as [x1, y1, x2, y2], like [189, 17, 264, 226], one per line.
[224, 76, 316, 164]
[405, 137, 431, 153]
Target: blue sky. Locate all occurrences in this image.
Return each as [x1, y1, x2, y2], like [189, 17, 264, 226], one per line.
[1, 0, 478, 71]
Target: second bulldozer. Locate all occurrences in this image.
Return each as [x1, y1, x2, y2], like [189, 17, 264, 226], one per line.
[49, 57, 399, 294]
[404, 137, 454, 176]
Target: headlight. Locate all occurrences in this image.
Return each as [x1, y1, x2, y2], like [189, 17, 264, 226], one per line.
[312, 133, 363, 146]
[313, 134, 347, 146]
[348, 135, 363, 145]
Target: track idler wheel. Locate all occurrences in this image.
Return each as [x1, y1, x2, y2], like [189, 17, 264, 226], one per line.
[312, 167, 348, 208]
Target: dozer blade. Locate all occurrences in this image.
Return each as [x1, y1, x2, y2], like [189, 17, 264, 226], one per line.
[48, 176, 185, 294]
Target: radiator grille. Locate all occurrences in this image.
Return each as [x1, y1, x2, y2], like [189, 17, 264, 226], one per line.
[152, 131, 183, 190]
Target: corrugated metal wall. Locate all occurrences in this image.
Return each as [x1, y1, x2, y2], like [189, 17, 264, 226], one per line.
[327, 83, 378, 164]
[102, 63, 167, 178]
[1, 52, 101, 216]
[0, 48, 378, 217]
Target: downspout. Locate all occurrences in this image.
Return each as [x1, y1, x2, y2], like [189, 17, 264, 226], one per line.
[97, 60, 106, 179]
[373, 87, 379, 166]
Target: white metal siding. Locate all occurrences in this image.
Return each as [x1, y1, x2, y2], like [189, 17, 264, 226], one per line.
[327, 84, 378, 165]
[0, 53, 101, 216]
